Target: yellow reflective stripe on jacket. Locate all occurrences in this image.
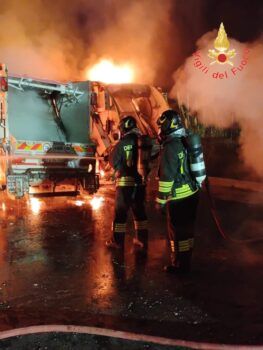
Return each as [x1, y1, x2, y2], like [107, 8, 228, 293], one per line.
[175, 184, 192, 193]
[156, 198, 167, 205]
[116, 176, 136, 187]
[158, 180, 174, 194]
[168, 187, 198, 201]
[178, 151, 185, 174]
[159, 181, 174, 187]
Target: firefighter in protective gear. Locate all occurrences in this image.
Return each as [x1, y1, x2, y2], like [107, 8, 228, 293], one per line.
[156, 109, 203, 274]
[106, 115, 148, 251]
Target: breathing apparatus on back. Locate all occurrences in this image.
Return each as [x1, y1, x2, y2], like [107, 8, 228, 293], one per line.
[186, 132, 206, 188]
[157, 109, 206, 188]
[119, 115, 153, 180]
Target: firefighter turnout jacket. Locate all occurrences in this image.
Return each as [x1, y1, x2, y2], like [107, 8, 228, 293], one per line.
[156, 133, 198, 205]
[109, 130, 143, 187]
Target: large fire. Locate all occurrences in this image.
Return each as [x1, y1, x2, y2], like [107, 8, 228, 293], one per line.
[86, 59, 135, 84]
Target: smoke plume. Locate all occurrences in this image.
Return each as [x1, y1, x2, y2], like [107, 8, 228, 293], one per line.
[171, 31, 263, 179]
[0, 0, 173, 83]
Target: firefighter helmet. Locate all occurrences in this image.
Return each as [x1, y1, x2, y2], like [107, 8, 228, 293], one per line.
[157, 110, 184, 135]
[119, 115, 137, 135]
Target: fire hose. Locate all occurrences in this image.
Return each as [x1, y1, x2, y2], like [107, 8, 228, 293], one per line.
[204, 177, 263, 244]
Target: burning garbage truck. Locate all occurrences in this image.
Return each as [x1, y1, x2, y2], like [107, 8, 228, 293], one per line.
[0, 63, 168, 198]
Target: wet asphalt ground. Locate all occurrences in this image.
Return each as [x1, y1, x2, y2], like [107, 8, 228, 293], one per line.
[0, 177, 262, 347]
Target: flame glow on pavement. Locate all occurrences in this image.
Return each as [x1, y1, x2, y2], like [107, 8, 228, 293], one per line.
[29, 198, 41, 215]
[89, 196, 104, 210]
[86, 59, 134, 84]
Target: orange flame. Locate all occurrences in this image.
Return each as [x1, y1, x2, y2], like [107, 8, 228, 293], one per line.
[86, 59, 135, 84]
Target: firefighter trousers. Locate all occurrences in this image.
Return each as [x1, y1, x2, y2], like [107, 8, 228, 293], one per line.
[166, 191, 199, 271]
[112, 185, 148, 248]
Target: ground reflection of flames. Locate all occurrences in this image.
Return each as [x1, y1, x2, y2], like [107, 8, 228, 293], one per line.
[89, 196, 104, 210]
[29, 197, 42, 215]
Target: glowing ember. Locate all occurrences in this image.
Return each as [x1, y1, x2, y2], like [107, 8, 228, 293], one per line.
[29, 198, 41, 215]
[89, 196, 104, 210]
[100, 169, 105, 178]
[1, 203, 6, 211]
[86, 59, 134, 83]
[75, 200, 84, 207]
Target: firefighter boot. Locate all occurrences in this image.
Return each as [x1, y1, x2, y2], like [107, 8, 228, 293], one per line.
[133, 230, 148, 254]
[178, 251, 191, 273]
[164, 239, 180, 273]
[165, 238, 192, 274]
[163, 252, 179, 273]
[164, 254, 191, 274]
